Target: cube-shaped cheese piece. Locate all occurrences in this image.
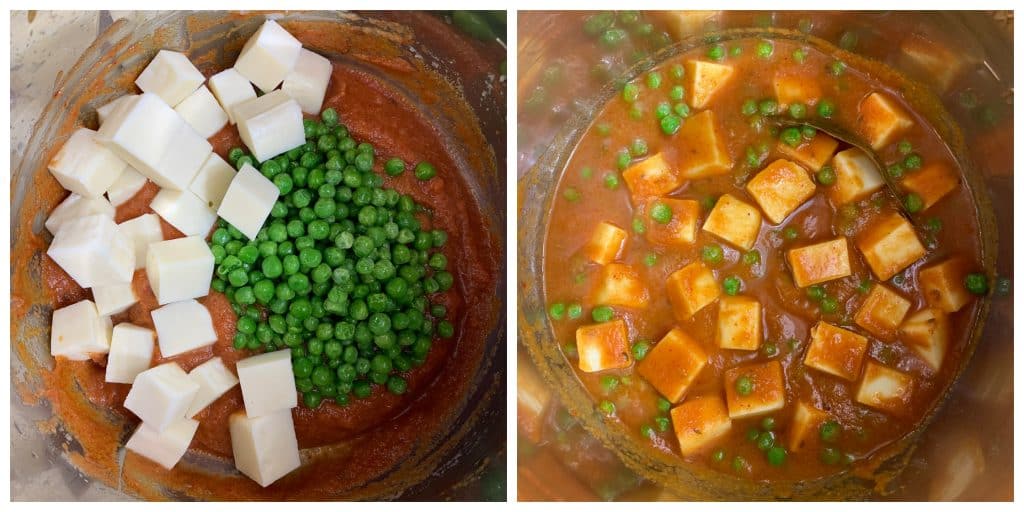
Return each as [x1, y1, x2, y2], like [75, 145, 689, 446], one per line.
[150, 188, 218, 237]
[676, 110, 733, 179]
[517, 351, 552, 443]
[637, 328, 708, 402]
[174, 85, 229, 138]
[899, 308, 950, 371]
[582, 221, 627, 265]
[134, 50, 205, 107]
[237, 350, 298, 419]
[804, 321, 869, 382]
[645, 198, 700, 247]
[716, 296, 762, 351]
[777, 131, 839, 172]
[723, 360, 786, 419]
[50, 300, 112, 361]
[854, 283, 911, 340]
[233, 91, 305, 163]
[187, 357, 239, 417]
[684, 60, 733, 109]
[217, 164, 280, 240]
[855, 361, 913, 414]
[773, 73, 821, 108]
[119, 213, 164, 270]
[900, 34, 966, 93]
[104, 324, 155, 384]
[829, 148, 884, 206]
[106, 166, 148, 207]
[47, 128, 128, 198]
[151, 299, 218, 357]
[663, 11, 718, 40]
[859, 92, 915, 150]
[96, 94, 137, 126]
[702, 194, 761, 251]
[208, 68, 257, 124]
[788, 401, 828, 453]
[229, 408, 301, 487]
[900, 161, 959, 211]
[45, 193, 115, 234]
[125, 418, 199, 470]
[746, 159, 816, 224]
[47, 214, 135, 287]
[670, 395, 732, 456]
[575, 319, 632, 373]
[146, 236, 214, 305]
[282, 48, 332, 114]
[124, 362, 200, 432]
[622, 153, 683, 200]
[787, 237, 852, 287]
[234, 20, 303, 93]
[92, 282, 138, 316]
[856, 212, 926, 281]
[590, 263, 649, 309]
[918, 258, 972, 313]
[189, 153, 237, 210]
[666, 261, 721, 320]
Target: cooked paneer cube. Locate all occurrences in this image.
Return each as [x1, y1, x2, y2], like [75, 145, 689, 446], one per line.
[575, 319, 633, 373]
[236, 349, 298, 418]
[189, 153, 236, 210]
[855, 361, 913, 414]
[124, 362, 200, 432]
[118, 213, 164, 270]
[854, 283, 911, 340]
[217, 163, 281, 240]
[150, 188, 218, 237]
[282, 48, 333, 114]
[590, 263, 650, 309]
[48, 128, 128, 198]
[208, 68, 257, 124]
[829, 148, 884, 206]
[777, 131, 839, 172]
[716, 296, 762, 351]
[859, 92, 915, 150]
[773, 73, 822, 108]
[105, 166, 147, 207]
[918, 258, 973, 313]
[47, 214, 135, 288]
[723, 360, 786, 419]
[900, 34, 967, 93]
[234, 19, 303, 93]
[146, 236, 215, 305]
[104, 324, 155, 384]
[622, 153, 683, 200]
[582, 221, 627, 265]
[636, 328, 708, 402]
[187, 357, 239, 418]
[229, 408, 301, 487]
[662, 11, 718, 40]
[856, 212, 926, 281]
[125, 418, 199, 470]
[684, 60, 734, 109]
[676, 110, 733, 179]
[786, 237, 852, 287]
[900, 161, 959, 211]
[45, 193, 115, 235]
[702, 193, 761, 250]
[645, 198, 700, 247]
[134, 50, 205, 107]
[151, 299, 218, 357]
[174, 85, 229, 138]
[666, 261, 721, 320]
[804, 321, 869, 382]
[670, 395, 732, 456]
[745, 159, 817, 224]
[50, 300, 112, 361]
[233, 90, 306, 163]
[92, 282, 138, 316]
[899, 308, 950, 372]
[787, 401, 828, 453]
[518, 351, 552, 443]
[96, 94, 137, 126]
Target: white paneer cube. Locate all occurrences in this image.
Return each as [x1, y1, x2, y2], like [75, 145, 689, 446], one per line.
[670, 395, 732, 456]
[134, 50, 205, 107]
[856, 212, 926, 281]
[282, 48, 332, 114]
[622, 153, 683, 201]
[229, 408, 301, 487]
[637, 328, 707, 403]
[189, 153, 236, 210]
[92, 282, 138, 316]
[900, 34, 967, 93]
[716, 296, 762, 351]
[47, 214, 135, 288]
[829, 148, 884, 206]
[859, 92, 915, 150]
[918, 258, 973, 313]
[104, 323, 155, 384]
[105, 166, 148, 207]
[47, 128, 128, 198]
[676, 110, 733, 179]
[187, 357, 239, 417]
[96, 94, 137, 126]
[787, 237, 852, 287]
[773, 73, 821, 108]
[151, 299, 218, 357]
[899, 308, 950, 372]
[777, 131, 839, 172]
[234, 20, 303, 93]
[854, 283, 911, 340]
[207, 68, 257, 124]
[150, 188, 217, 237]
[583, 221, 627, 265]
[855, 361, 914, 415]
[125, 418, 199, 470]
[900, 161, 959, 211]
[50, 300, 112, 361]
[118, 214, 164, 270]
[684, 59, 734, 109]
[123, 362, 200, 432]
[746, 159, 817, 224]
[590, 263, 649, 309]
[702, 193, 761, 251]
[217, 164, 280, 240]
[233, 91, 305, 163]
[236, 349, 298, 418]
[663, 11, 718, 40]
[45, 193, 115, 234]
[146, 236, 214, 305]
[645, 198, 700, 247]
[804, 321, 869, 382]
[575, 319, 632, 373]
[666, 261, 721, 320]
[788, 401, 828, 453]
[174, 85, 229, 138]
[723, 360, 786, 419]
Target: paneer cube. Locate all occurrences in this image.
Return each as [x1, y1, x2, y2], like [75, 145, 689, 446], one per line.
[105, 166, 147, 207]
[670, 395, 732, 456]
[900, 161, 959, 211]
[723, 360, 786, 419]
[229, 408, 301, 487]
[48, 128, 128, 198]
[788, 401, 828, 453]
[773, 73, 821, 108]
[900, 34, 967, 93]
[702, 193, 761, 251]
[47, 214, 135, 287]
[187, 357, 239, 417]
[174, 85, 229, 138]
[636, 328, 708, 402]
[662, 11, 718, 40]
[582, 221, 627, 265]
[123, 362, 200, 432]
[282, 48, 332, 114]
[804, 321, 869, 382]
[829, 148, 884, 206]
[92, 282, 138, 316]
[684, 60, 734, 109]
[854, 283, 911, 340]
[622, 153, 683, 200]
[45, 193, 115, 234]
[125, 418, 199, 470]
[96, 94, 137, 126]
[151, 299, 218, 357]
[859, 92, 915, 150]
[208, 68, 257, 124]
[855, 361, 913, 414]
[676, 110, 733, 179]
[745, 159, 817, 224]
[787, 237, 852, 287]
[777, 131, 839, 172]
[236, 349, 298, 417]
[217, 163, 281, 240]
[645, 198, 700, 247]
[118, 213, 164, 270]
[104, 324, 155, 384]
[517, 351, 552, 443]
[233, 90, 306, 163]
[234, 19, 303, 93]
[146, 236, 215, 305]
[918, 258, 973, 313]
[134, 50, 205, 107]
[856, 212, 926, 281]
[575, 319, 632, 373]
[150, 188, 218, 237]
[899, 308, 950, 372]
[666, 261, 721, 320]
[50, 300, 112, 361]
[716, 296, 762, 351]
[590, 263, 649, 309]
[189, 153, 237, 210]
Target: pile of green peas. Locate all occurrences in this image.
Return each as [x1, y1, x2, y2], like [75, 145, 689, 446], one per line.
[213, 107, 456, 409]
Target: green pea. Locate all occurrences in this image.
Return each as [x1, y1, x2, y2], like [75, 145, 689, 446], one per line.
[414, 161, 437, 180]
[650, 202, 672, 224]
[965, 273, 989, 295]
[632, 340, 651, 360]
[660, 114, 681, 135]
[591, 305, 614, 323]
[904, 193, 924, 213]
[723, 276, 742, 296]
[735, 375, 754, 396]
[817, 165, 836, 186]
[766, 445, 787, 466]
[701, 244, 724, 265]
